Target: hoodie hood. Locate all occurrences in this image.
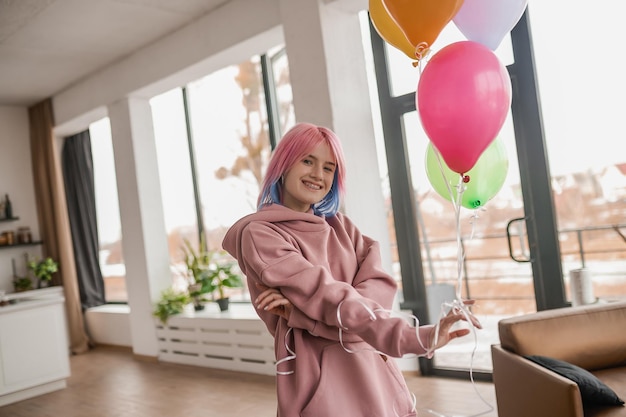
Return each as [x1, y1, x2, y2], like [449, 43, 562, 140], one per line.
[222, 204, 331, 267]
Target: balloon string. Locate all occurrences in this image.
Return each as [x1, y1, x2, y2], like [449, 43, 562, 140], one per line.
[419, 299, 494, 417]
[454, 174, 465, 300]
[432, 148, 472, 299]
[336, 300, 430, 358]
[275, 327, 296, 375]
[335, 299, 493, 417]
[424, 150, 494, 417]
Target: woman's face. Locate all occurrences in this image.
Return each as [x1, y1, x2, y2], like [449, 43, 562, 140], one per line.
[282, 142, 336, 212]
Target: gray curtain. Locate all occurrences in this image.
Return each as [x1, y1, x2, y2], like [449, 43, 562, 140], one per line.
[62, 130, 105, 309]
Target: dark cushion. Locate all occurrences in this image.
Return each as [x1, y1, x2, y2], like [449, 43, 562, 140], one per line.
[525, 355, 625, 407]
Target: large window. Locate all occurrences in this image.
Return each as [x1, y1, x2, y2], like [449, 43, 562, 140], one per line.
[90, 118, 126, 303]
[151, 47, 294, 302]
[529, 1, 626, 301]
[369, 3, 626, 377]
[90, 47, 293, 303]
[184, 61, 270, 300]
[151, 89, 199, 292]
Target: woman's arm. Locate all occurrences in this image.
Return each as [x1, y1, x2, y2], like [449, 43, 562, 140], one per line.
[255, 283, 363, 342]
[241, 223, 434, 357]
[257, 283, 481, 356]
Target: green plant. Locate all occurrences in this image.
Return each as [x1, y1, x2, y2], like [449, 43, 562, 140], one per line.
[153, 288, 191, 324]
[208, 261, 243, 300]
[182, 236, 243, 301]
[182, 234, 213, 296]
[13, 276, 33, 292]
[153, 235, 243, 322]
[27, 257, 58, 282]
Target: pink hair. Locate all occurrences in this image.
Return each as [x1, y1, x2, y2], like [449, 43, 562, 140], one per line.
[258, 123, 346, 215]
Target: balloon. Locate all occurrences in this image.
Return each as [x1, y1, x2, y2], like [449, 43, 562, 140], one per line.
[369, 0, 415, 60]
[426, 138, 508, 209]
[382, 0, 465, 60]
[417, 41, 511, 174]
[453, 0, 528, 50]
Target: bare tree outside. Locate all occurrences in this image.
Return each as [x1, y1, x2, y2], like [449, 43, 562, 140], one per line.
[215, 52, 294, 190]
[214, 60, 269, 188]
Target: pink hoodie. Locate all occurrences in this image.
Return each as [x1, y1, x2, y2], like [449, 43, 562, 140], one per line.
[222, 204, 433, 417]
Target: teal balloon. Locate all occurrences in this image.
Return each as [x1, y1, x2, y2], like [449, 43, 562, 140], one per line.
[425, 138, 509, 209]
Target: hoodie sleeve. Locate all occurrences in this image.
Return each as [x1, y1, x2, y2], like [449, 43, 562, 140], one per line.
[286, 307, 362, 342]
[246, 256, 360, 342]
[287, 216, 398, 342]
[240, 222, 433, 358]
[340, 214, 398, 309]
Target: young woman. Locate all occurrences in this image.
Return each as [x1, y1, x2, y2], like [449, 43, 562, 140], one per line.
[222, 122, 480, 417]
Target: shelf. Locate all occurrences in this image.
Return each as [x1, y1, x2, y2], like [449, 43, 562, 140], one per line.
[0, 241, 43, 251]
[0, 217, 19, 223]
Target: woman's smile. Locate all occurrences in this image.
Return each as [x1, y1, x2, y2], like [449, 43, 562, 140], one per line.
[282, 142, 336, 212]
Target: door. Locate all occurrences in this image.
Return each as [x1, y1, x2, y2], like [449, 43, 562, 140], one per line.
[528, 1, 626, 308]
[369, 4, 626, 377]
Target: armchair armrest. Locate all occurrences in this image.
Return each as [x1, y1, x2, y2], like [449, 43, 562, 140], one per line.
[491, 344, 584, 417]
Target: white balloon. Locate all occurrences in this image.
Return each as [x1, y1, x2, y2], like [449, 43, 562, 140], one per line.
[453, 0, 528, 50]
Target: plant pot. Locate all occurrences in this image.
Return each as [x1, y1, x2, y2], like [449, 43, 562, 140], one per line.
[192, 294, 205, 311]
[13, 277, 33, 292]
[216, 297, 229, 312]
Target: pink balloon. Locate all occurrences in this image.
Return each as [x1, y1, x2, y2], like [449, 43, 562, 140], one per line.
[417, 41, 511, 174]
[453, 0, 528, 51]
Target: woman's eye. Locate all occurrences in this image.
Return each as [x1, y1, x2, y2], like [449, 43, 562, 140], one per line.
[302, 159, 312, 165]
[324, 166, 334, 173]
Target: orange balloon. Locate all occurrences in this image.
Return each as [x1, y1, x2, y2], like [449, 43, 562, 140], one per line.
[382, 0, 465, 60]
[369, 0, 415, 60]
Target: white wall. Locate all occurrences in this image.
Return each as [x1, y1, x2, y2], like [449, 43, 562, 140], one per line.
[0, 106, 42, 294]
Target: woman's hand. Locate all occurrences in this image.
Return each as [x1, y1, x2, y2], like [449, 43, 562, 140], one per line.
[429, 299, 482, 351]
[255, 283, 293, 321]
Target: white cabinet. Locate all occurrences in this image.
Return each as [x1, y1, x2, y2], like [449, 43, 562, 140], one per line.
[0, 287, 70, 406]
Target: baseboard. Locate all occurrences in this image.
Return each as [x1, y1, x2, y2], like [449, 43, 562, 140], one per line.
[92, 344, 133, 352]
[0, 380, 67, 407]
[133, 353, 159, 362]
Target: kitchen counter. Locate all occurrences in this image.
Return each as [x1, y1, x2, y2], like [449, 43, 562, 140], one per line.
[0, 286, 65, 312]
[0, 286, 70, 406]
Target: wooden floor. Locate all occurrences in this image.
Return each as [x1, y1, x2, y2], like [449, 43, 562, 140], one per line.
[0, 346, 498, 417]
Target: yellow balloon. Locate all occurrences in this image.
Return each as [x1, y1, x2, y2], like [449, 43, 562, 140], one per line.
[382, 0, 465, 60]
[369, 0, 415, 60]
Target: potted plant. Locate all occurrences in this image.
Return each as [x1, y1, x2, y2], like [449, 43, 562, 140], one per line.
[27, 256, 58, 288]
[152, 235, 243, 322]
[182, 235, 243, 312]
[13, 276, 33, 292]
[207, 258, 243, 311]
[153, 288, 191, 324]
[182, 234, 214, 311]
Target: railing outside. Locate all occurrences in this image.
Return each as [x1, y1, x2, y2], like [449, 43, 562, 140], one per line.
[418, 223, 626, 314]
[417, 223, 626, 372]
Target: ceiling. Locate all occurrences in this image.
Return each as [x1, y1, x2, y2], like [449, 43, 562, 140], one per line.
[0, 0, 233, 107]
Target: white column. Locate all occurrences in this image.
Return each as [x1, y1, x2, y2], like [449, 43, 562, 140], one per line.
[279, 0, 393, 272]
[107, 97, 171, 357]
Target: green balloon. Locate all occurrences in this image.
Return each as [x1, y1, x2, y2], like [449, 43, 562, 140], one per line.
[425, 138, 509, 209]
